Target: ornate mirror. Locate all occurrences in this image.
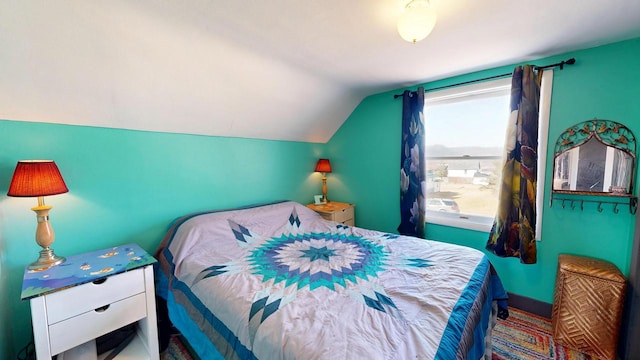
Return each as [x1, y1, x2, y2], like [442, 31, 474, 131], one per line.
[553, 119, 636, 195]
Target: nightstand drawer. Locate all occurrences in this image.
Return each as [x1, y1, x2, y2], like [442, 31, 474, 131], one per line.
[317, 212, 333, 221]
[333, 206, 354, 223]
[46, 268, 145, 324]
[49, 292, 147, 355]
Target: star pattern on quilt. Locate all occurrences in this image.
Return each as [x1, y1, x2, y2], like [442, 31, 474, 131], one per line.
[300, 245, 335, 262]
[195, 206, 435, 341]
[247, 230, 388, 292]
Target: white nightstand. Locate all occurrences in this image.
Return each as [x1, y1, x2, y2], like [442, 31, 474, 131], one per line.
[306, 201, 355, 226]
[21, 243, 159, 360]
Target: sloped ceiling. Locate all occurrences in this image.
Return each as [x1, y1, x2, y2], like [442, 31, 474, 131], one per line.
[1, 1, 640, 143]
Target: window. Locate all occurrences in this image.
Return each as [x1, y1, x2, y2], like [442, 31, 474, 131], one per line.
[424, 73, 552, 233]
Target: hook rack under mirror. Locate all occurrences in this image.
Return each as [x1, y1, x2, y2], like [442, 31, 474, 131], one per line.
[550, 194, 638, 214]
[551, 119, 637, 213]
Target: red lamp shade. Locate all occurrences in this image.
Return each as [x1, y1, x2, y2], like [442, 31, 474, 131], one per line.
[314, 159, 332, 173]
[7, 160, 69, 197]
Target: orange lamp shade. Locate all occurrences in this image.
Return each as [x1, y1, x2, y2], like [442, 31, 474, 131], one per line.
[314, 159, 332, 173]
[7, 160, 69, 197]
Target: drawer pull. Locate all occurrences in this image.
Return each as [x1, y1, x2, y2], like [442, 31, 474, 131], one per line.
[93, 278, 107, 285]
[95, 305, 110, 313]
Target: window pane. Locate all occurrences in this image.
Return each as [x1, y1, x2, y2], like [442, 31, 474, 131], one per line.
[425, 88, 510, 219]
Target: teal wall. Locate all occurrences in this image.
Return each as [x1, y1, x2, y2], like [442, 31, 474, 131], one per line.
[0, 120, 322, 358]
[328, 38, 640, 305]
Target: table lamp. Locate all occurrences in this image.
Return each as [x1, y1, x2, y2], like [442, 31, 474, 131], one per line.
[314, 158, 332, 203]
[7, 160, 69, 270]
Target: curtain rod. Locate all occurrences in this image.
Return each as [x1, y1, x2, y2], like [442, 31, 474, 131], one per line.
[392, 58, 576, 99]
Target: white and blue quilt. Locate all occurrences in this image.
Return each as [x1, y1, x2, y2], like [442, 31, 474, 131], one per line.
[156, 201, 507, 360]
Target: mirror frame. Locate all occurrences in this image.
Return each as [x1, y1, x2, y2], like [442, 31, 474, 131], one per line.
[553, 119, 636, 196]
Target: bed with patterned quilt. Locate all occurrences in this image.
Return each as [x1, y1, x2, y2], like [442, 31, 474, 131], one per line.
[155, 201, 508, 360]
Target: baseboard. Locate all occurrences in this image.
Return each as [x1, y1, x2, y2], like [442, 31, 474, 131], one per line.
[507, 292, 552, 319]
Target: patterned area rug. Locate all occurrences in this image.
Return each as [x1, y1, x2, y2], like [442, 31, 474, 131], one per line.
[162, 307, 593, 360]
[161, 335, 196, 360]
[492, 307, 592, 360]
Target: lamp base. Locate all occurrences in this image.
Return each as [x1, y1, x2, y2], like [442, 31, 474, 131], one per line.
[28, 248, 65, 270]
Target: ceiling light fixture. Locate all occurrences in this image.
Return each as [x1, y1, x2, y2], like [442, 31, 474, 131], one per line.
[397, 0, 437, 44]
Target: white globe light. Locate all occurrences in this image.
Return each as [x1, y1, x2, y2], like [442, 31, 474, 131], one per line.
[397, 1, 437, 44]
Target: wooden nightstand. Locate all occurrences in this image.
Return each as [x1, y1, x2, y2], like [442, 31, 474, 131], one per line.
[306, 201, 355, 226]
[21, 243, 159, 360]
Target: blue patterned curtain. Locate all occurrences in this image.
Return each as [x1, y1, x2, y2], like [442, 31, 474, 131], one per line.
[398, 87, 426, 238]
[486, 66, 542, 264]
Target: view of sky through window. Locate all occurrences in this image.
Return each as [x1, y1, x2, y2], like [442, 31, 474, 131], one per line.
[425, 94, 510, 151]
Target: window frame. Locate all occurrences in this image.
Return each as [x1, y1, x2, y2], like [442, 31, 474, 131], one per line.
[423, 71, 553, 236]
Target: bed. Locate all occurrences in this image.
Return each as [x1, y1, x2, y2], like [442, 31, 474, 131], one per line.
[155, 201, 508, 360]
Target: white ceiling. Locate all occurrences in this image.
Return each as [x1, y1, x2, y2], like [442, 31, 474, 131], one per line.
[1, 1, 640, 143]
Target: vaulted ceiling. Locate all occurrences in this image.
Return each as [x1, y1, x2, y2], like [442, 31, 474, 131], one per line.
[2, 1, 640, 143]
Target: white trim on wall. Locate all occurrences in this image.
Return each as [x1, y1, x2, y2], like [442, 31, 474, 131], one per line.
[536, 69, 553, 240]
